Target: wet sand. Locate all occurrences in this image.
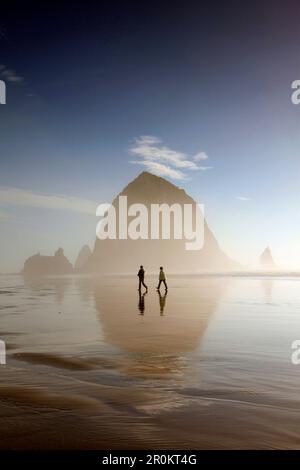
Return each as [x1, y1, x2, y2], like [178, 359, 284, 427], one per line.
[1, 274, 300, 449]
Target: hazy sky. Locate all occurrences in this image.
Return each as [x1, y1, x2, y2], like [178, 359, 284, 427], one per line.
[1, 1, 300, 271]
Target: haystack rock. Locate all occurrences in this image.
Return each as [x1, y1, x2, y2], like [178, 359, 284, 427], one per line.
[74, 245, 92, 271]
[260, 247, 276, 270]
[85, 171, 237, 273]
[23, 248, 73, 277]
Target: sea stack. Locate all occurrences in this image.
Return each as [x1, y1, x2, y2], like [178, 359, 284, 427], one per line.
[74, 245, 92, 271]
[85, 171, 237, 273]
[23, 248, 73, 277]
[260, 247, 276, 270]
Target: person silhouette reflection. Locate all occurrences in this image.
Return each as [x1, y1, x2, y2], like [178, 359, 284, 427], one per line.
[158, 290, 167, 315]
[138, 290, 147, 315]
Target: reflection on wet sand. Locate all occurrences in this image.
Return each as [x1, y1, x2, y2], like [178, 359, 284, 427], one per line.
[23, 275, 73, 304]
[158, 291, 167, 315]
[138, 291, 167, 316]
[3, 275, 300, 449]
[138, 291, 146, 315]
[92, 277, 224, 377]
[261, 279, 274, 303]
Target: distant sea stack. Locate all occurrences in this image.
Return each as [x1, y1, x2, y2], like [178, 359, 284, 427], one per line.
[74, 245, 92, 271]
[85, 171, 237, 274]
[260, 247, 276, 270]
[23, 248, 73, 277]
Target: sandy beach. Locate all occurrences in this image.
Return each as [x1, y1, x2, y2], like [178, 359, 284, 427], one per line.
[0, 274, 300, 449]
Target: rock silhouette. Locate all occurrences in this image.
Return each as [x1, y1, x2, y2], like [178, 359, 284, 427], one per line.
[23, 248, 73, 277]
[260, 247, 276, 269]
[85, 171, 237, 273]
[74, 245, 92, 272]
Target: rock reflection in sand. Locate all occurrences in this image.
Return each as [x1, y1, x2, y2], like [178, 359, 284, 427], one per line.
[91, 277, 223, 377]
[2, 275, 300, 449]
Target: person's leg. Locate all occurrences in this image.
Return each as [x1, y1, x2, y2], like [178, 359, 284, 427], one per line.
[142, 279, 148, 290]
[163, 280, 168, 290]
[157, 280, 162, 290]
[138, 278, 142, 290]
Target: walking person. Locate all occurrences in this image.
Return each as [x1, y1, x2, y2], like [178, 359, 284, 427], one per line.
[137, 265, 148, 291]
[157, 266, 168, 291]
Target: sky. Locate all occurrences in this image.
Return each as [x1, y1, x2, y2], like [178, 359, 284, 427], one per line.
[1, 0, 300, 271]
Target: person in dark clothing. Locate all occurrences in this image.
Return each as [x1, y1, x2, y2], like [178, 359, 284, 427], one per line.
[137, 265, 148, 291]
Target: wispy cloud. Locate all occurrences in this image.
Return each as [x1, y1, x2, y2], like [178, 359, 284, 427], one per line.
[0, 187, 97, 214]
[236, 196, 251, 201]
[0, 64, 23, 83]
[194, 152, 208, 161]
[129, 136, 212, 180]
[130, 160, 186, 180]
